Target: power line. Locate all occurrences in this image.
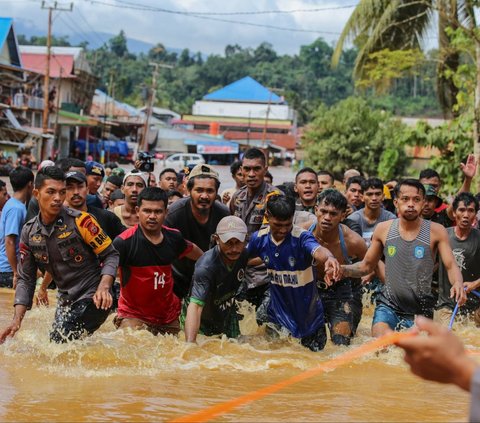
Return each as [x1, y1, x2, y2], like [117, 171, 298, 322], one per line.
[110, 0, 358, 16]
[57, 13, 92, 45]
[81, 0, 346, 34]
[74, 7, 109, 46]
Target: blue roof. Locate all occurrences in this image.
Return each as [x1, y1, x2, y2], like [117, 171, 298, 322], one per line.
[0, 17, 22, 67]
[203, 76, 284, 104]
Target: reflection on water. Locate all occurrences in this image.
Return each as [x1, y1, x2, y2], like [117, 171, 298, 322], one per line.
[0, 288, 478, 422]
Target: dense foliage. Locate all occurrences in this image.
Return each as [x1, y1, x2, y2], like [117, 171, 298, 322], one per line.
[19, 31, 441, 124]
[303, 97, 413, 180]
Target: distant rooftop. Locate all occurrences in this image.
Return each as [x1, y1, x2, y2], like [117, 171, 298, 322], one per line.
[203, 76, 285, 104]
[18, 45, 92, 74]
[0, 17, 22, 67]
[18, 45, 84, 59]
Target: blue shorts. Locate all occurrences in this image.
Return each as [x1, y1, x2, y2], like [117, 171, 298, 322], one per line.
[372, 303, 414, 331]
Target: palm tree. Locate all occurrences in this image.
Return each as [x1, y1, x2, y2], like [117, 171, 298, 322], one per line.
[332, 0, 476, 116]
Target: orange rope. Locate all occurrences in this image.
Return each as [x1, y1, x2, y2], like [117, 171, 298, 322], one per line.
[170, 331, 415, 423]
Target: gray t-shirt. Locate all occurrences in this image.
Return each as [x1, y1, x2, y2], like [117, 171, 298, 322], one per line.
[437, 227, 480, 311]
[346, 208, 396, 246]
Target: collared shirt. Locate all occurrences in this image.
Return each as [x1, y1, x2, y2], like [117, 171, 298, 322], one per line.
[230, 181, 281, 289]
[15, 207, 119, 308]
[230, 181, 281, 239]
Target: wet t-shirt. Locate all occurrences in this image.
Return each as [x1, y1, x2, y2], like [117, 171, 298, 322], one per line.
[183, 246, 248, 338]
[114, 224, 193, 325]
[165, 197, 230, 298]
[437, 227, 480, 311]
[247, 225, 324, 338]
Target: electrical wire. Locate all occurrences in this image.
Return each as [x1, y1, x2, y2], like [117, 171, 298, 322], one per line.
[80, 0, 348, 34]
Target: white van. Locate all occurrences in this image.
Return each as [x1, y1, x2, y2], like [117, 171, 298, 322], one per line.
[164, 153, 205, 170]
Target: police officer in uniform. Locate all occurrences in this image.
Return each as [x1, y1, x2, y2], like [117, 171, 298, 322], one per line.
[0, 166, 119, 344]
[230, 148, 281, 309]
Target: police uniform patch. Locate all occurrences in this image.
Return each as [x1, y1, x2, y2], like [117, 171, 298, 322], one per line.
[19, 243, 29, 264]
[31, 234, 42, 243]
[80, 216, 99, 236]
[58, 231, 72, 239]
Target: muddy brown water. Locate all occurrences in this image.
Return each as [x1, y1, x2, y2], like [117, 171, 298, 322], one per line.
[0, 288, 478, 422]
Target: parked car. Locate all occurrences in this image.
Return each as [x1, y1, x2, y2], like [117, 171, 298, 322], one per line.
[164, 153, 205, 170]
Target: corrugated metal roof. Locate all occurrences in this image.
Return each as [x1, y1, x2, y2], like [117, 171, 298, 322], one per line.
[0, 17, 22, 67]
[0, 17, 13, 52]
[203, 76, 284, 104]
[20, 53, 75, 78]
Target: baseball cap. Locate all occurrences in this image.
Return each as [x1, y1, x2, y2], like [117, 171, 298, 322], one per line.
[188, 164, 219, 181]
[38, 160, 55, 171]
[85, 161, 105, 178]
[65, 171, 87, 183]
[111, 167, 126, 177]
[123, 169, 148, 187]
[216, 216, 247, 243]
[424, 184, 442, 207]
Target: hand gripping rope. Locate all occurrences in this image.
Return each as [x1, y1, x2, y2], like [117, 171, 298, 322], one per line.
[448, 289, 480, 330]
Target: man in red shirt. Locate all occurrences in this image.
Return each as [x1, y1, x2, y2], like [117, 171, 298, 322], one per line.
[113, 187, 202, 335]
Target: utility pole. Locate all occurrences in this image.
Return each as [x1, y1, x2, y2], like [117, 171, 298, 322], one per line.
[261, 88, 284, 148]
[141, 62, 173, 152]
[40, 1, 73, 160]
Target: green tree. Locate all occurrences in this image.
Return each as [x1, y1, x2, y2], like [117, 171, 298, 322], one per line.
[109, 30, 128, 57]
[331, 0, 475, 116]
[302, 97, 411, 178]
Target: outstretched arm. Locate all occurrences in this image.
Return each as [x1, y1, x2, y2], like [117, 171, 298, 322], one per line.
[342, 228, 385, 278]
[436, 225, 466, 305]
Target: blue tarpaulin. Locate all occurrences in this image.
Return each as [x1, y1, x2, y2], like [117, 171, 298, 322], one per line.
[75, 139, 129, 156]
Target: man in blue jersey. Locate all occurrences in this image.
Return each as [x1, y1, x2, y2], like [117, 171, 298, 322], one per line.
[247, 194, 339, 351]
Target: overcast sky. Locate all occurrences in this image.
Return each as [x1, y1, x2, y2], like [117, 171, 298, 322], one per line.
[2, 0, 360, 54]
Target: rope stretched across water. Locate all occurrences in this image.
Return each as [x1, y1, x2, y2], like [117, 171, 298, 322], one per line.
[170, 331, 415, 423]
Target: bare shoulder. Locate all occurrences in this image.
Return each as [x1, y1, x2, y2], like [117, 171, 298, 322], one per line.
[342, 224, 368, 255]
[342, 224, 364, 245]
[373, 219, 393, 239]
[429, 220, 449, 241]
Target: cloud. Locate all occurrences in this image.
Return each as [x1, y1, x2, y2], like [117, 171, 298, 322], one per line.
[2, 0, 357, 54]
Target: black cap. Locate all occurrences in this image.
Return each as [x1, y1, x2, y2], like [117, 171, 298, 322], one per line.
[65, 171, 87, 183]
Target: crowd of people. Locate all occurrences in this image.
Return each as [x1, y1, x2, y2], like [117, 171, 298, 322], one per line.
[0, 149, 479, 386]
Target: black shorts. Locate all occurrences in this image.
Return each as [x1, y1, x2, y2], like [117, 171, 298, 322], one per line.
[319, 279, 353, 345]
[50, 298, 110, 343]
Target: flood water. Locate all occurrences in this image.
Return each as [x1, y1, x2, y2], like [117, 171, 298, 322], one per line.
[0, 287, 478, 422]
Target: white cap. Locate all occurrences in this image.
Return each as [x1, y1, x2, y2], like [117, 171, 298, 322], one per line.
[123, 169, 148, 187]
[216, 216, 248, 243]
